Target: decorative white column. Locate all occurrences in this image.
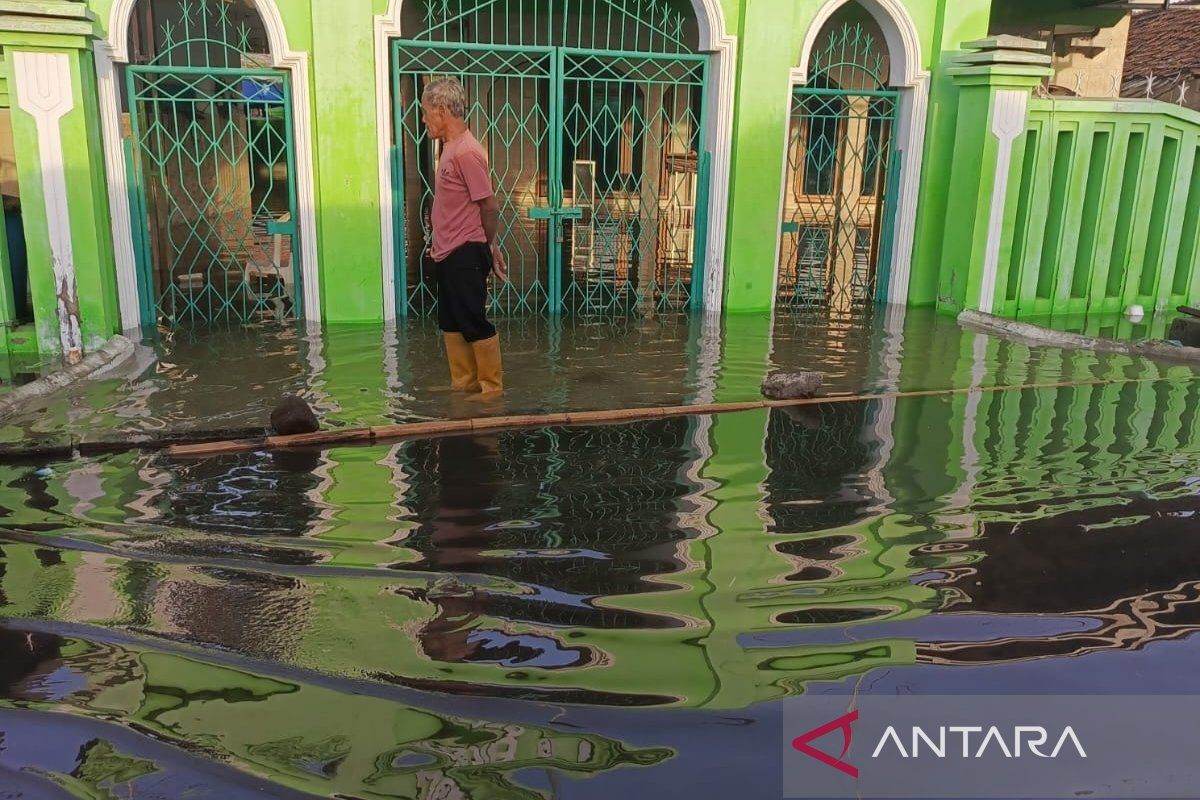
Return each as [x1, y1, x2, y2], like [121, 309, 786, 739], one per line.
[979, 89, 1030, 314]
[12, 51, 82, 363]
[94, 44, 142, 331]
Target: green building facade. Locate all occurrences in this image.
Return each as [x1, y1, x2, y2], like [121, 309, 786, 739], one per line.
[0, 0, 1194, 358]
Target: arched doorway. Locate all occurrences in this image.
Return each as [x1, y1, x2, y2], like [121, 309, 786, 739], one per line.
[776, 5, 901, 314]
[389, 0, 711, 317]
[122, 0, 303, 326]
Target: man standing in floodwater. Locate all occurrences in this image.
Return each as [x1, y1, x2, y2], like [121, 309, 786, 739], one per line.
[421, 77, 507, 397]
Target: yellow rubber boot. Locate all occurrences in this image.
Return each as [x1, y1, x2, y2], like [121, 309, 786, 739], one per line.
[444, 333, 479, 391]
[469, 335, 504, 396]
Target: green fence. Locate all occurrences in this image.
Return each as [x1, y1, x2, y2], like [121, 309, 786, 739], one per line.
[995, 98, 1200, 319]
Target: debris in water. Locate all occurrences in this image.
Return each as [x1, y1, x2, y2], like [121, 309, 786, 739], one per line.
[270, 395, 320, 436]
[1168, 316, 1200, 348]
[761, 371, 824, 400]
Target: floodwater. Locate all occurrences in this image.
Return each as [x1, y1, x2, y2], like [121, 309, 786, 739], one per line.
[3, 307, 1194, 445]
[1, 308, 1199, 798]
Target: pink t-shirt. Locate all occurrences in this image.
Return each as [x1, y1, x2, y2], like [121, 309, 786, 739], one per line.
[430, 131, 494, 261]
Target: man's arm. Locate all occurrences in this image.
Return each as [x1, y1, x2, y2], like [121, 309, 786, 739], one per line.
[460, 149, 508, 282]
[477, 195, 508, 282]
[479, 195, 501, 246]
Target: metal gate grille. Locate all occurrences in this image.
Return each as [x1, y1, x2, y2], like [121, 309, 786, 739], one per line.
[393, 43, 555, 316]
[778, 23, 900, 313]
[125, 0, 301, 326]
[391, 0, 710, 318]
[560, 51, 708, 313]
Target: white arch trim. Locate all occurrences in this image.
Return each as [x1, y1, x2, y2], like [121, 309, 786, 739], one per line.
[97, 0, 322, 328]
[773, 0, 930, 308]
[374, 0, 738, 319]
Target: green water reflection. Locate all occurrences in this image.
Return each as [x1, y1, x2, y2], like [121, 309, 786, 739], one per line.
[3, 629, 669, 798]
[0, 310, 1198, 797]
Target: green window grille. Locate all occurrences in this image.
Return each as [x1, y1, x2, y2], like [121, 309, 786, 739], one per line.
[124, 0, 302, 327]
[778, 18, 900, 313]
[391, 0, 711, 319]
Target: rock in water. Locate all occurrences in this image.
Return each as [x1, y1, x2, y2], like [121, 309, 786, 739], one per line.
[1168, 317, 1200, 349]
[761, 371, 824, 400]
[270, 396, 320, 436]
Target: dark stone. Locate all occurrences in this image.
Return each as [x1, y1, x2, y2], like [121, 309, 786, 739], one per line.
[761, 371, 824, 400]
[270, 395, 320, 436]
[1168, 317, 1200, 349]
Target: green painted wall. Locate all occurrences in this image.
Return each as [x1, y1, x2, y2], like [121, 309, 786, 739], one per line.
[69, 50, 121, 347]
[91, 0, 1004, 320]
[67, 0, 1189, 324]
[721, 0, 805, 313]
[906, 1, 993, 307]
[309, 0, 385, 322]
[723, 0, 993, 313]
[6, 62, 58, 355]
[935, 65, 1049, 313]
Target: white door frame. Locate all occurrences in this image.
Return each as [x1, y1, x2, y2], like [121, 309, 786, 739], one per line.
[771, 0, 930, 312]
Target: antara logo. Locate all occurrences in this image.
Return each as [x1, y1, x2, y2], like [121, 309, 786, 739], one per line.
[792, 710, 860, 778]
[872, 726, 1088, 759]
[793, 711, 1088, 777]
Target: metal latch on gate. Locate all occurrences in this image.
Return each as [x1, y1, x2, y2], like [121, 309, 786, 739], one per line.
[528, 207, 583, 242]
[527, 207, 584, 221]
[267, 213, 296, 237]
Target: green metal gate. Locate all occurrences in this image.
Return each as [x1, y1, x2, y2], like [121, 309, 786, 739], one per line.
[778, 23, 900, 312]
[125, 0, 302, 326]
[391, 0, 710, 318]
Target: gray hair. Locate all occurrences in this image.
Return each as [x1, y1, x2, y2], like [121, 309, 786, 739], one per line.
[422, 77, 467, 119]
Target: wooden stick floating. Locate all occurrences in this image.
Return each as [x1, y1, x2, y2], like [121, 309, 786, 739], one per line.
[163, 376, 1175, 459]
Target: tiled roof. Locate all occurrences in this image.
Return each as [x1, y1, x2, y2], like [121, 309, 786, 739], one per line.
[1124, 8, 1200, 79]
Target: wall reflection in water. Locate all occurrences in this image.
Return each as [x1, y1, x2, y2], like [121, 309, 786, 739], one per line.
[0, 311, 1199, 796]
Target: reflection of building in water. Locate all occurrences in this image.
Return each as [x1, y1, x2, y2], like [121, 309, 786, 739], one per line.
[0, 314, 924, 708]
[0, 629, 672, 800]
[8, 316, 1200, 717]
[922, 582, 1200, 666]
[921, 492, 1200, 665]
[906, 331, 1200, 666]
[159, 449, 327, 536]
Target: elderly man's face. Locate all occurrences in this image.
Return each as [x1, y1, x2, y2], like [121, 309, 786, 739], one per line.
[421, 100, 449, 140]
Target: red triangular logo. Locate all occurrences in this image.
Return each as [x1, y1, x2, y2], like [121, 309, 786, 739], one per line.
[792, 709, 859, 778]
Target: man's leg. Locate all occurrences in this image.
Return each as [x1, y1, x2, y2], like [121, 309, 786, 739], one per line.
[453, 244, 503, 396]
[469, 333, 503, 396]
[436, 257, 479, 391]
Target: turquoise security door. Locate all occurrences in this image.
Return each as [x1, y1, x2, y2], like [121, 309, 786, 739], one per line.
[393, 42, 555, 316]
[777, 20, 901, 313]
[390, 0, 710, 318]
[558, 50, 708, 313]
[124, 0, 302, 327]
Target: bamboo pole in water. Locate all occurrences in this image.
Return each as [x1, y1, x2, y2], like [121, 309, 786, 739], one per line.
[163, 376, 1177, 458]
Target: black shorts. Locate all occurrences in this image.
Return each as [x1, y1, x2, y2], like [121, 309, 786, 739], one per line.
[435, 242, 496, 342]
